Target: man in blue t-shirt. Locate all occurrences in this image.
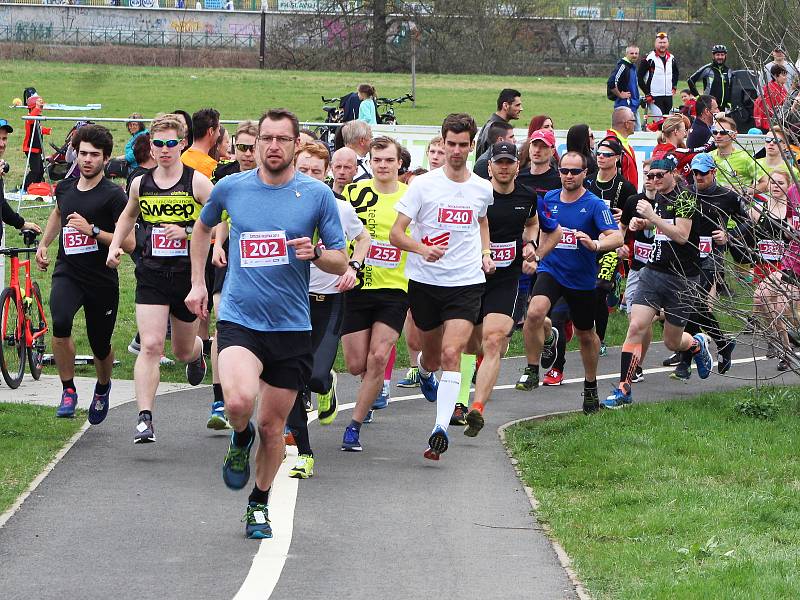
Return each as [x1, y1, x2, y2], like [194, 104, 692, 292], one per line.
[185, 109, 347, 541]
[515, 151, 623, 414]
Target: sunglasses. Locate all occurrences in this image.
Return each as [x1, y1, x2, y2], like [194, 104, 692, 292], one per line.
[235, 143, 255, 152]
[597, 151, 617, 158]
[711, 128, 731, 136]
[558, 167, 585, 176]
[764, 137, 784, 144]
[152, 138, 182, 148]
[646, 172, 667, 180]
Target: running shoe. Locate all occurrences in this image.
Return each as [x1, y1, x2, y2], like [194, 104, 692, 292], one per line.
[222, 422, 255, 490]
[693, 333, 713, 379]
[543, 368, 563, 386]
[207, 400, 231, 430]
[599, 342, 608, 357]
[243, 502, 272, 539]
[56, 388, 78, 419]
[341, 425, 362, 452]
[372, 381, 390, 410]
[449, 403, 467, 426]
[515, 366, 539, 391]
[602, 385, 632, 409]
[582, 387, 600, 414]
[424, 426, 449, 460]
[717, 339, 736, 375]
[540, 328, 559, 371]
[670, 361, 692, 382]
[133, 413, 156, 444]
[159, 356, 175, 366]
[127, 337, 140, 355]
[630, 365, 644, 383]
[463, 408, 484, 437]
[88, 383, 111, 425]
[317, 371, 338, 425]
[419, 371, 438, 403]
[186, 353, 207, 386]
[363, 410, 374, 424]
[662, 352, 682, 366]
[777, 358, 791, 372]
[397, 367, 421, 388]
[289, 454, 315, 479]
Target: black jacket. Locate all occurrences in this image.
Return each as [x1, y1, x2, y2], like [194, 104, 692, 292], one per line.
[687, 62, 732, 109]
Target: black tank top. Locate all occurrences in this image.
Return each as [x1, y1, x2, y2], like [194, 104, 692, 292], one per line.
[137, 165, 199, 272]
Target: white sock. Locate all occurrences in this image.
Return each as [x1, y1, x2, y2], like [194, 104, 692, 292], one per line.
[417, 352, 432, 377]
[435, 371, 461, 430]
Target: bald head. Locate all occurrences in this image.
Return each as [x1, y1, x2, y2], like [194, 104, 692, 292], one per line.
[331, 146, 358, 194]
[612, 107, 635, 136]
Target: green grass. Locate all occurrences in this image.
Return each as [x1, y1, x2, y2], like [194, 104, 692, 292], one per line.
[506, 386, 800, 599]
[0, 402, 86, 514]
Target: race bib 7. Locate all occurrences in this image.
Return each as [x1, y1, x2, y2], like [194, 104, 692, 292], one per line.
[490, 241, 516, 267]
[437, 204, 474, 232]
[239, 231, 288, 267]
[365, 240, 402, 269]
[151, 227, 188, 257]
[62, 226, 98, 255]
[698, 236, 713, 258]
[556, 228, 578, 250]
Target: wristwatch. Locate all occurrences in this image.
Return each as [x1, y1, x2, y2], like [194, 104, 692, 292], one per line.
[348, 260, 363, 271]
[184, 225, 193, 236]
[90, 225, 101, 239]
[311, 245, 323, 261]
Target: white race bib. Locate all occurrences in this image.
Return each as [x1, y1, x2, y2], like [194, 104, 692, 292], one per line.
[555, 228, 578, 250]
[365, 240, 402, 269]
[151, 226, 188, 257]
[757, 239, 784, 261]
[698, 236, 713, 258]
[239, 231, 288, 267]
[490, 241, 516, 267]
[633, 240, 653, 262]
[62, 226, 98, 255]
[436, 203, 474, 232]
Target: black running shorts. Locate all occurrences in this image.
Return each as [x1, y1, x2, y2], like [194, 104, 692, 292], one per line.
[134, 265, 196, 323]
[479, 271, 520, 321]
[530, 272, 595, 332]
[408, 280, 485, 331]
[341, 288, 409, 335]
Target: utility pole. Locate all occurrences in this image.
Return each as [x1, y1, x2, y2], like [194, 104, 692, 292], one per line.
[410, 22, 418, 108]
[259, 8, 266, 70]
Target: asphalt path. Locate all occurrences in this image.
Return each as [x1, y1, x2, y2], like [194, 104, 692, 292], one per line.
[1, 341, 795, 600]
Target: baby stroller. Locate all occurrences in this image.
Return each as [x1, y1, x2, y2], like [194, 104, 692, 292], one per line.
[47, 120, 92, 181]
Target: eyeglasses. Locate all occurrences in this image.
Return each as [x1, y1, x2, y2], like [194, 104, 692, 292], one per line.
[558, 167, 585, 176]
[258, 135, 296, 145]
[646, 172, 667, 180]
[764, 137, 784, 144]
[692, 169, 713, 176]
[235, 143, 255, 152]
[597, 151, 617, 158]
[152, 138, 182, 148]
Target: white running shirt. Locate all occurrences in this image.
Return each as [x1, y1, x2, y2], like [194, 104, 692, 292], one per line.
[395, 168, 493, 287]
[309, 199, 364, 294]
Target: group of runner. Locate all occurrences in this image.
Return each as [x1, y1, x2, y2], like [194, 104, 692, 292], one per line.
[10, 96, 798, 540]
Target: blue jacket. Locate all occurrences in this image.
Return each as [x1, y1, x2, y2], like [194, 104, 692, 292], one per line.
[607, 58, 640, 109]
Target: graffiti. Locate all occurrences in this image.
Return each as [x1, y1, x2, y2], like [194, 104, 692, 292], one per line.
[171, 19, 203, 33]
[229, 22, 259, 35]
[14, 21, 54, 39]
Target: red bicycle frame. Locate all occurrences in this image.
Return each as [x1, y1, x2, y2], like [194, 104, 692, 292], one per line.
[3, 250, 47, 348]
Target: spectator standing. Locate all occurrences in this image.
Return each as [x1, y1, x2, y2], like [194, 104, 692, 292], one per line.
[340, 88, 363, 123]
[473, 122, 515, 180]
[475, 88, 523, 156]
[22, 94, 51, 191]
[688, 45, 732, 111]
[608, 45, 642, 130]
[357, 84, 378, 125]
[763, 46, 799, 91]
[638, 32, 679, 117]
[754, 64, 790, 131]
[341, 119, 373, 182]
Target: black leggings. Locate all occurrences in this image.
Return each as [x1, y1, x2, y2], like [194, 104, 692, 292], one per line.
[286, 293, 345, 438]
[594, 288, 610, 343]
[50, 274, 118, 360]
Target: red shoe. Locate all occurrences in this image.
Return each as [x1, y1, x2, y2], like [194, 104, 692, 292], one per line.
[543, 368, 563, 386]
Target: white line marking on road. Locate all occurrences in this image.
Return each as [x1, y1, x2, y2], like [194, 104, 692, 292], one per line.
[238, 353, 770, 599]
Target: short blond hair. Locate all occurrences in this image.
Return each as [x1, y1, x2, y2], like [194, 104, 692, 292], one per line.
[427, 135, 444, 151]
[235, 120, 258, 138]
[150, 114, 186, 139]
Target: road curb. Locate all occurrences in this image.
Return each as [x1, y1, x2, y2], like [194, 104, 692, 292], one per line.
[498, 410, 593, 600]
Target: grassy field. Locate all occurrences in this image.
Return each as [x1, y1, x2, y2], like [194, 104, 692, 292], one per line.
[506, 386, 800, 599]
[0, 402, 85, 513]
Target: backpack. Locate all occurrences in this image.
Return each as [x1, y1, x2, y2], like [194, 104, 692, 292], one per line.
[606, 71, 618, 101]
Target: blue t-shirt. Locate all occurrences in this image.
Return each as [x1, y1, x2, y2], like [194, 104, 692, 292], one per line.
[200, 169, 345, 332]
[537, 188, 616, 291]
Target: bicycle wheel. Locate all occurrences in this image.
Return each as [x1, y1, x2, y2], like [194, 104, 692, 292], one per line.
[0, 287, 26, 389]
[27, 282, 47, 380]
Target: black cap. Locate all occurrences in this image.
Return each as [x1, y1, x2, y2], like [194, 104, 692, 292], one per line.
[597, 136, 623, 155]
[0, 118, 13, 134]
[490, 141, 518, 162]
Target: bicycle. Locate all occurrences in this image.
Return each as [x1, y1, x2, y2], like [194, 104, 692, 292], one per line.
[0, 229, 48, 389]
[376, 93, 414, 125]
[316, 95, 343, 153]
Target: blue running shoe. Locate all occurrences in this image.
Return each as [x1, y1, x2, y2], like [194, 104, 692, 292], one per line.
[363, 410, 374, 424]
[243, 502, 272, 539]
[424, 425, 449, 460]
[693, 333, 713, 379]
[419, 371, 438, 403]
[372, 382, 389, 410]
[207, 400, 231, 430]
[56, 388, 78, 418]
[602, 385, 632, 409]
[341, 425, 362, 452]
[88, 383, 111, 425]
[223, 422, 255, 490]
